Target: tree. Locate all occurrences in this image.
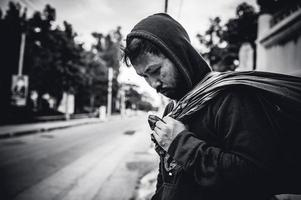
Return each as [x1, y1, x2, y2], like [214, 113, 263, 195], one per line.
[25, 6, 86, 110]
[0, 2, 28, 123]
[197, 2, 258, 71]
[196, 17, 224, 66]
[91, 27, 123, 112]
[0, 2, 123, 123]
[125, 87, 141, 109]
[0, 2, 92, 122]
[76, 49, 108, 112]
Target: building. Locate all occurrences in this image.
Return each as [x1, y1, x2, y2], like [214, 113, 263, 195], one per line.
[256, 0, 301, 76]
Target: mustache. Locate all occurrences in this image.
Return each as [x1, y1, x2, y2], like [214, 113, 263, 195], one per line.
[156, 86, 162, 93]
[156, 86, 169, 93]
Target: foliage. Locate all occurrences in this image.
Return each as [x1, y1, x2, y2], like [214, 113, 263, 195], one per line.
[125, 87, 141, 109]
[137, 101, 155, 112]
[197, 2, 258, 72]
[90, 27, 123, 111]
[27, 13, 85, 99]
[0, 2, 29, 122]
[124, 86, 157, 111]
[0, 2, 123, 121]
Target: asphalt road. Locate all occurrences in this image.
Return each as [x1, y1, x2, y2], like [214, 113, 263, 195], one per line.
[0, 114, 157, 200]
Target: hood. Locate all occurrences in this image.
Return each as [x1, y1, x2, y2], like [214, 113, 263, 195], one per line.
[126, 13, 212, 89]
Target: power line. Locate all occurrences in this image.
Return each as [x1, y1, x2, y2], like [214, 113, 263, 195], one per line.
[165, 0, 168, 13]
[177, 0, 184, 20]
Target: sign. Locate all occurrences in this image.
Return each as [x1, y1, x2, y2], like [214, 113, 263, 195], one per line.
[11, 75, 29, 106]
[58, 92, 75, 114]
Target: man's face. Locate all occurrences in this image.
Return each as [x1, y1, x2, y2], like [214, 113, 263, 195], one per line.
[132, 53, 186, 100]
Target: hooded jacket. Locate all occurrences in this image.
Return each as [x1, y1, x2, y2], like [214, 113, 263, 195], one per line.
[126, 13, 212, 91]
[127, 13, 301, 200]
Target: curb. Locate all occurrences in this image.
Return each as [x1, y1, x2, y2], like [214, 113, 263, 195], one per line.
[0, 120, 102, 140]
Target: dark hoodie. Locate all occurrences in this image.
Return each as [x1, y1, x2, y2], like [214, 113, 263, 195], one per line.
[127, 14, 301, 200]
[126, 13, 212, 90]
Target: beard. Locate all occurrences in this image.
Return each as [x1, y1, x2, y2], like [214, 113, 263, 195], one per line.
[159, 77, 189, 101]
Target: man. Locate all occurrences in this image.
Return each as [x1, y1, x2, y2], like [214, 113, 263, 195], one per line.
[123, 13, 301, 200]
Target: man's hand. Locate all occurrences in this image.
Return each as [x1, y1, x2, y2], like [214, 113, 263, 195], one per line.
[153, 116, 187, 151]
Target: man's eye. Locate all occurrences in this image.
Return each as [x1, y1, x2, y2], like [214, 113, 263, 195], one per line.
[152, 66, 161, 74]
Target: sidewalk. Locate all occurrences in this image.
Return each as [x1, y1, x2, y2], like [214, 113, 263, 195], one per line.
[4, 113, 159, 200]
[0, 115, 122, 139]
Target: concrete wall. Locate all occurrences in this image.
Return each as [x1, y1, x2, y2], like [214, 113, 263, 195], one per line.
[258, 36, 301, 75]
[256, 9, 301, 76]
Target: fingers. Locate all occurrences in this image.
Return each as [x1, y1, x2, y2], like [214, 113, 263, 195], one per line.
[154, 126, 165, 136]
[155, 120, 166, 130]
[163, 116, 176, 122]
[153, 127, 167, 149]
[155, 116, 177, 132]
[152, 130, 161, 144]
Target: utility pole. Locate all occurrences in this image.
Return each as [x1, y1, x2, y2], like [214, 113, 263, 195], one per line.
[120, 85, 125, 118]
[18, 33, 26, 75]
[107, 67, 113, 117]
[11, 32, 29, 107]
[164, 0, 168, 13]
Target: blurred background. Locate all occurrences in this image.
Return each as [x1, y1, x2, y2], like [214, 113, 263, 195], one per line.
[0, 0, 300, 199]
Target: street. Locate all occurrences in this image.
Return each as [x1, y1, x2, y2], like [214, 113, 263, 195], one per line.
[0, 114, 158, 200]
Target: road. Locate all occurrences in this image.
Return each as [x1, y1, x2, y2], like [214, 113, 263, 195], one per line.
[0, 114, 158, 200]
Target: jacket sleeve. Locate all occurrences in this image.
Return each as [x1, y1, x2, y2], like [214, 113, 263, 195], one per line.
[153, 101, 175, 193]
[167, 90, 278, 194]
[154, 159, 163, 191]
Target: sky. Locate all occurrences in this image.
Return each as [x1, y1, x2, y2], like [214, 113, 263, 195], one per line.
[1, 0, 258, 106]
